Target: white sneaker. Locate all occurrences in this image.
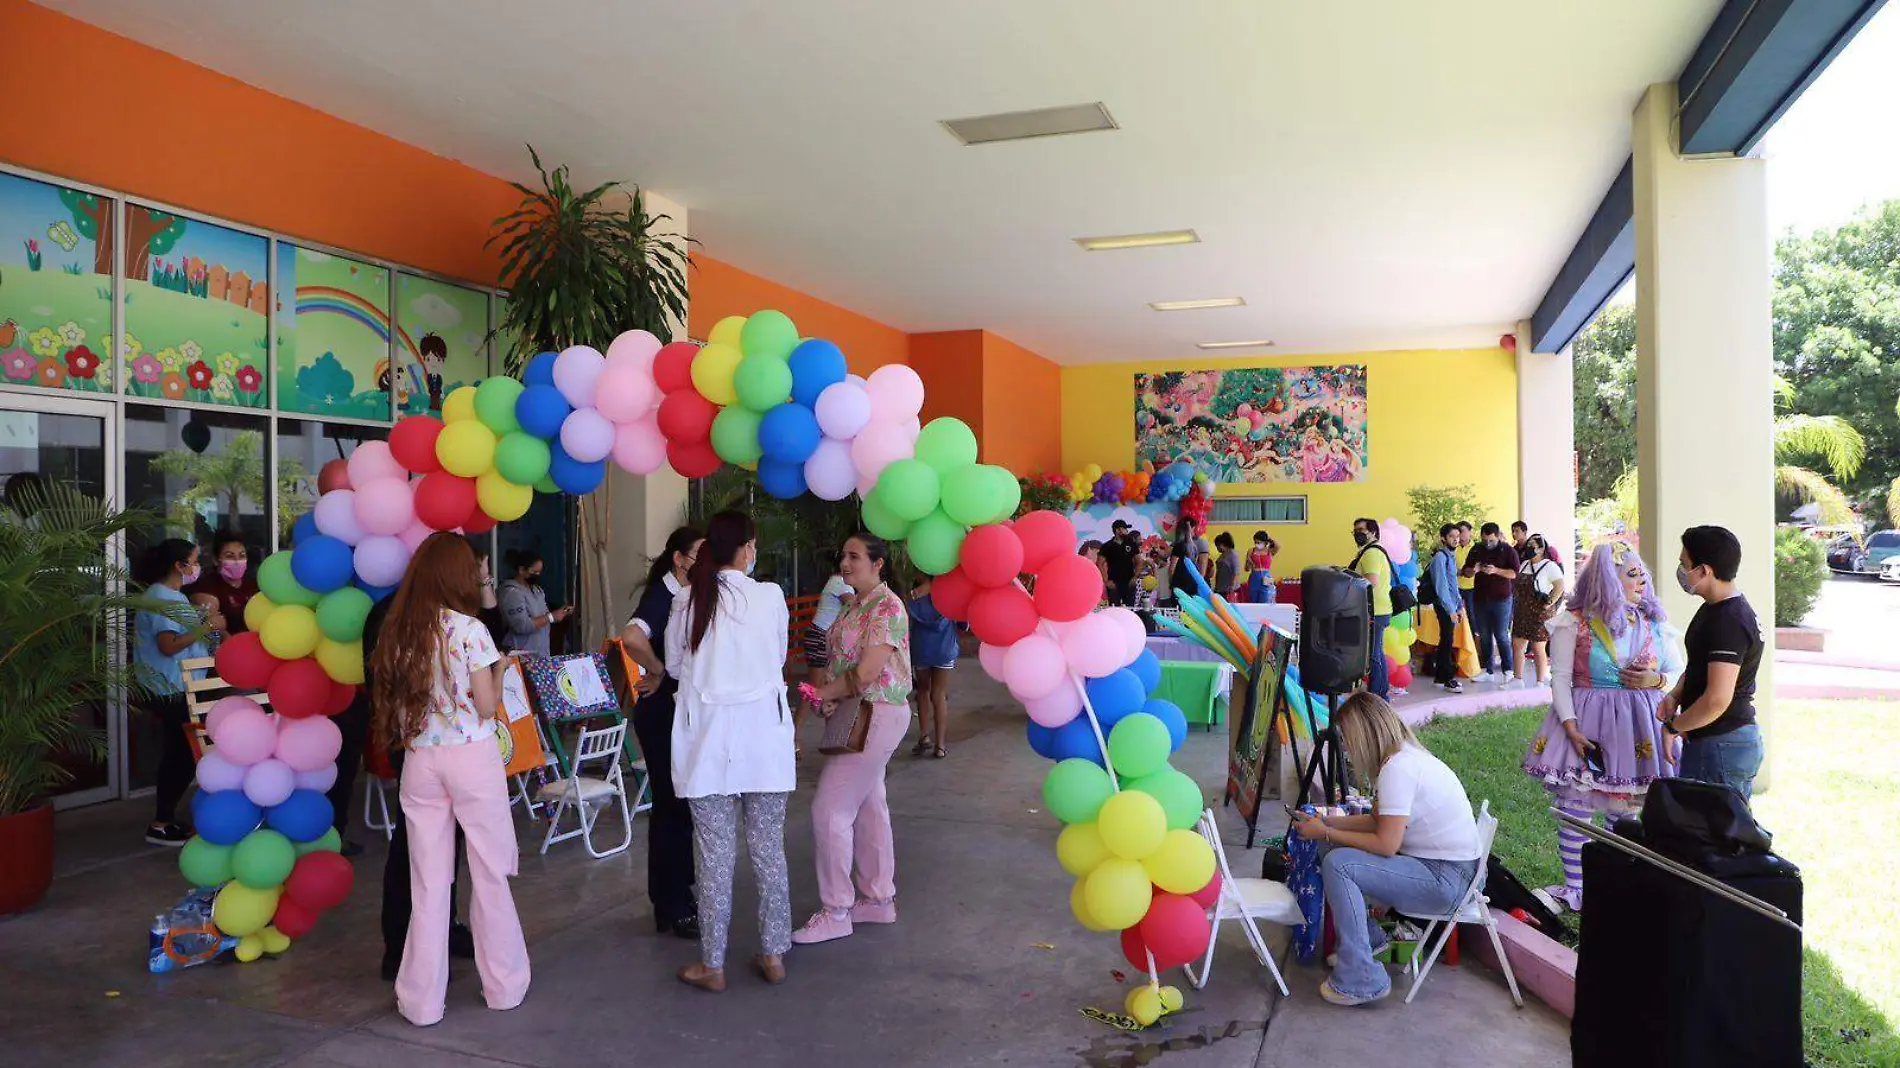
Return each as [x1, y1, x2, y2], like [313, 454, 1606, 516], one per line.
[1472, 672, 1494, 684]
[1500, 679, 1524, 691]
[1503, 671, 1517, 683]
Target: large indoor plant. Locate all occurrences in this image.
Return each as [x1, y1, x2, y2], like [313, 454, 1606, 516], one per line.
[0, 483, 193, 914]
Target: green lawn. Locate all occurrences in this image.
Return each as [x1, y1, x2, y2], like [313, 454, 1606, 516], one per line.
[1418, 701, 1900, 1068]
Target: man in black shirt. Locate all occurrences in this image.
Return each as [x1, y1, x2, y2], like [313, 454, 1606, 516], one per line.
[1100, 520, 1139, 606]
[1660, 525, 1765, 799]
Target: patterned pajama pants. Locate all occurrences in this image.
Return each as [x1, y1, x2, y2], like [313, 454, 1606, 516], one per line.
[687, 792, 792, 970]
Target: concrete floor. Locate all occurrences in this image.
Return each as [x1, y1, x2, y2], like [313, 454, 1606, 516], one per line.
[3, 667, 1568, 1068]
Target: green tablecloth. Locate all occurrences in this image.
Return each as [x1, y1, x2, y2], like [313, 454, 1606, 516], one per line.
[1153, 660, 1229, 730]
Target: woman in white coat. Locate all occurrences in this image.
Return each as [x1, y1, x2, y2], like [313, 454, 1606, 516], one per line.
[664, 510, 796, 992]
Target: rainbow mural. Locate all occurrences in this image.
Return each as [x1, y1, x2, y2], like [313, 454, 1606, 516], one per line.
[295, 285, 430, 405]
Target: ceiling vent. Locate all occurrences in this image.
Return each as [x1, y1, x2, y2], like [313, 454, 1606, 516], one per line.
[942, 102, 1119, 146]
[1197, 339, 1276, 351]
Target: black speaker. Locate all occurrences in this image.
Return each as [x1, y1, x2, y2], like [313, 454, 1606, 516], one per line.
[1298, 566, 1371, 695]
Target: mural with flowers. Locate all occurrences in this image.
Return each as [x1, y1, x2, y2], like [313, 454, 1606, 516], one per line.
[0, 171, 115, 395]
[120, 209, 268, 409]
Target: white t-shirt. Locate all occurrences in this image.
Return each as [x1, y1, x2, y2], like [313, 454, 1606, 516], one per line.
[1520, 557, 1562, 597]
[812, 574, 851, 632]
[411, 609, 502, 748]
[1375, 744, 1482, 862]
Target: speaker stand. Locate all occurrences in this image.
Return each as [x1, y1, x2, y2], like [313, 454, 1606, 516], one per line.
[1296, 691, 1347, 807]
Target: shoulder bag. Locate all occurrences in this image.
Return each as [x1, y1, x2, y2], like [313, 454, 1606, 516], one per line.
[818, 665, 873, 755]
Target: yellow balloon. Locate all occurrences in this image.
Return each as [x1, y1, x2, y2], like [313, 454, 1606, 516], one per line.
[1084, 857, 1152, 930]
[314, 636, 365, 685]
[436, 420, 498, 478]
[1142, 829, 1216, 894]
[243, 593, 277, 634]
[212, 882, 281, 938]
[1070, 878, 1110, 932]
[1083, 463, 1103, 481]
[441, 385, 478, 423]
[1158, 985, 1184, 1013]
[259, 604, 320, 660]
[1056, 821, 1111, 878]
[235, 934, 264, 963]
[259, 926, 292, 954]
[1142, 575, 1159, 592]
[690, 342, 743, 406]
[476, 470, 533, 522]
[708, 315, 747, 349]
[1124, 985, 1163, 1026]
[1097, 790, 1168, 860]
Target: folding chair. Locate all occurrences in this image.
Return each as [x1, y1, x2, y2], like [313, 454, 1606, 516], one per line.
[363, 775, 396, 841]
[1183, 807, 1296, 997]
[1403, 800, 1523, 1007]
[537, 721, 633, 858]
[179, 656, 271, 758]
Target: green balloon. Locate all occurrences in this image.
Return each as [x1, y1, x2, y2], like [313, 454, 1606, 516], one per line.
[940, 464, 1008, 527]
[1108, 713, 1172, 780]
[740, 309, 799, 361]
[986, 466, 1023, 523]
[1043, 758, 1114, 825]
[534, 475, 560, 494]
[873, 458, 940, 522]
[732, 355, 793, 412]
[710, 406, 764, 465]
[294, 827, 342, 857]
[315, 586, 374, 642]
[904, 509, 966, 576]
[231, 829, 297, 890]
[474, 376, 525, 435]
[1126, 766, 1205, 831]
[178, 835, 234, 888]
[914, 418, 978, 473]
[860, 493, 912, 541]
[257, 553, 321, 608]
[494, 431, 553, 485]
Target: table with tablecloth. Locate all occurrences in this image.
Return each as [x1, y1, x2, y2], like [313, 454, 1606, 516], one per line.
[1152, 660, 1233, 730]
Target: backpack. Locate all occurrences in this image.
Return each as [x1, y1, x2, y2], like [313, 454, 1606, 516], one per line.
[1350, 543, 1417, 614]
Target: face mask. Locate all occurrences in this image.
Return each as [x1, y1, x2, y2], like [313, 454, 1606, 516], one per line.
[1675, 564, 1698, 595]
[181, 564, 201, 586]
[744, 553, 757, 576]
[1352, 531, 1370, 547]
[525, 573, 543, 587]
[218, 560, 246, 584]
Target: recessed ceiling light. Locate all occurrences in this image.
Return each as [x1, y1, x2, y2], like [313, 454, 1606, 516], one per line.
[942, 102, 1119, 146]
[1149, 297, 1246, 312]
[1074, 229, 1200, 252]
[1197, 339, 1276, 350]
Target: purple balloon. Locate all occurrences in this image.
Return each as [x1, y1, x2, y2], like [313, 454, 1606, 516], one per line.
[804, 438, 857, 501]
[313, 489, 365, 546]
[559, 407, 616, 464]
[292, 763, 338, 793]
[353, 535, 411, 588]
[552, 345, 606, 408]
[814, 381, 873, 440]
[242, 758, 297, 808]
[195, 748, 247, 793]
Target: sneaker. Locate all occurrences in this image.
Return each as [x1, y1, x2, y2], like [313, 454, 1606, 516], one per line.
[449, 921, 475, 959]
[1389, 687, 1408, 698]
[791, 910, 853, 945]
[1319, 979, 1390, 1007]
[1500, 679, 1525, 691]
[1444, 680, 1464, 694]
[339, 839, 365, 858]
[1471, 672, 1494, 684]
[850, 897, 897, 925]
[145, 822, 190, 847]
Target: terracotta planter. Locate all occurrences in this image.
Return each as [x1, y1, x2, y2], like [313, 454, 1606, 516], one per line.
[0, 803, 55, 916]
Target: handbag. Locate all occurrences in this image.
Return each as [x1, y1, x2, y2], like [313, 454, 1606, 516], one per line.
[818, 698, 875, 755]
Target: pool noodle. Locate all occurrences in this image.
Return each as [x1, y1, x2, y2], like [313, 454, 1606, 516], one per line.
[1209, 595, 1259, 660]
[1176, 613, 1247, 672]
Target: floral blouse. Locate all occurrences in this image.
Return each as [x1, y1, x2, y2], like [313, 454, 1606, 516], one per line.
[412, 608, 503, 748]
[827, 583, 913, 706]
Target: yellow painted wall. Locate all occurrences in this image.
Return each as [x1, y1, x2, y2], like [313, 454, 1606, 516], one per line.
[1060, 348, 1520, 578]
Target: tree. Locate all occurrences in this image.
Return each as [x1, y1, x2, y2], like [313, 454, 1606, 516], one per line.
[1571, 302, 1637, 504]
[57, 187, 114, 276]
[1772, 377, 1864, 524]
[148, 430, 306, 539]
[55, 190, 186, 281]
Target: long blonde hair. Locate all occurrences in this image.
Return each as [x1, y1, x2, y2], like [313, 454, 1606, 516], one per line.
[1333, 691, 1417, 790]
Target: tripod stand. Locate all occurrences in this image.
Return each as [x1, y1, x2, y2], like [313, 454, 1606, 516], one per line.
[1293, 691, 1347, 807]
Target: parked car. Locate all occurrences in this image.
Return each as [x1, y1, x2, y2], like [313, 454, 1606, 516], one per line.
[1829, 529, 1900, 576]
[1881, 557, 1900, 584]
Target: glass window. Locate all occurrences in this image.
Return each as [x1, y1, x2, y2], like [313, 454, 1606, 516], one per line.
[1209, 496, 1308, 524]
[274, 418, 388, 542]
[123, 404, 270, 557]
[498, 494, 573, 636]
[275, 244, 393, 420]
[0, 171, 115, 395]
[122, 206, 269, 409]
[395, 273, 490, 416]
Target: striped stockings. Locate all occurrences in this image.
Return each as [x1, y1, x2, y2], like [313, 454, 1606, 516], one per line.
[1553, 799, 1595, 911]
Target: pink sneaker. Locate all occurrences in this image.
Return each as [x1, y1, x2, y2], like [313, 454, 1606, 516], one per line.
[850, 897, 897, 925]
[791, 909, 854, 945]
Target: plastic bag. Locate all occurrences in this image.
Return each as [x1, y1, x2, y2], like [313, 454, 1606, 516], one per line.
[148, 886, 238, 973]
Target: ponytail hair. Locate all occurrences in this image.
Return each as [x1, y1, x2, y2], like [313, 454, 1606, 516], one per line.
[686, 512, 755, 653]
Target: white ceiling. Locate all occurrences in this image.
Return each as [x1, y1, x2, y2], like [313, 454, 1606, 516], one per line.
[38, 0, 1722, 364]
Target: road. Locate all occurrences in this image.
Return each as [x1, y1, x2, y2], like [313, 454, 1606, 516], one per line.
[1802, 573, 1900, 665]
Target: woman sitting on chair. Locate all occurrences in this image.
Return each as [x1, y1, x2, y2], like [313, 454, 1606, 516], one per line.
[1289, 692, 1482, 1007]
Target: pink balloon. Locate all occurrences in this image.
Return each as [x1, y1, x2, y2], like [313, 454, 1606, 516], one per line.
[864, 365, 925, 420]
[804, 438, 857, 501]
[814, 381, 872, 440]
[397, 519, 433, 552]
[1101, 607, 1150, 663]
[206, 695, 263, 738]
[604, 329, 662, 372]
[593, 362, 658, 424]
[611, 415, 667, 475]
[560, 408, 616, 464]
[242, 758, 297, 808]
[353, 476, 415, 537]
[1378, 519, 1414, 565]
[855, 469, 880, 498]
[346, 440, 405, 486]
[194, 748, 247, 793]
[1025, 683, 1083, 728]
[977, 642, 1010, 682]
[293, 763, 338, 793]
[353, 535, 411, 588]
[1061, 613, 1129, 678]
[850, 420, 913, 484]
[553, 345, 606, 408]
[901, 415, 922, 442]
[210, 706, 276, 766]
[276, 715, 343, 772]
[312, 490, 365, 546]
[1004, 634, 1068, 701]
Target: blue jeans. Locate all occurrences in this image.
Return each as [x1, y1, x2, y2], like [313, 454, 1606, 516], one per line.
[1679, 722, 1764, 800]
[1320, 846, 1478, 999]
[1367, 613, 1391, 698]
[1471, 598, 1510, 675]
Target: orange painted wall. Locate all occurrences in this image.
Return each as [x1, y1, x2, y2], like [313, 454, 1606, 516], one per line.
[907, 331, 986, 442]
[689, 254, 909, 375]
[981, 333, 1063, 475]
[0, 0, 519, 285]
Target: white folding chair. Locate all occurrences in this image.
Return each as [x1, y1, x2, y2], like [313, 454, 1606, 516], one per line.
[363, 775, 396, 841]
[1183, 807, 1296, 997]
[537, 721, 633, 858]
[1403, 799, 1524, 1007]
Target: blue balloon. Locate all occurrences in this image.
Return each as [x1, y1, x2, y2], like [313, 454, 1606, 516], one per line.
[1143, 698, 1189, 751]
[757, 459, 807, 500]
[523, 352, 559, 388]
[1027, 720, 1060, 760]
[265, 789, 334, 843]
[356, 579, 398, 603]
[289, 534, 354, 594]
[1051, 715, 1105, 765]
[290, 511, 320, 547]
[548, 442, 607, 495]
[515, 384, 572, 440]
[1085, 669, 1146, 731]
[787, 339, 848, 408]
[194, 789, 263, 846]
[1128, 649, 1162, 694]
[757, 402, 822, 464]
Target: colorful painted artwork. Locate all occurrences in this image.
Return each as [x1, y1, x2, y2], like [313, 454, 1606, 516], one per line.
[275, 245, 393, 420]
[395, 274, 489, 416]
[122, 208, 269, 408]
[0, 170, 116, 394]
[1134, 366, 1369, 483]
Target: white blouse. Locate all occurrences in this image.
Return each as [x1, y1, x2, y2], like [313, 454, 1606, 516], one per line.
[664, 572, 795, 798]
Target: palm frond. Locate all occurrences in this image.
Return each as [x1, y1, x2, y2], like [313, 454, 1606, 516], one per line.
[1774, 465, 1855, 525]
[1887, 475, 1900, 530]
[1772, 414, 1865, 480]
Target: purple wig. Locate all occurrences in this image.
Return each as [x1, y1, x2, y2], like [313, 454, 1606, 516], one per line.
[1566, 542, 1666, 634]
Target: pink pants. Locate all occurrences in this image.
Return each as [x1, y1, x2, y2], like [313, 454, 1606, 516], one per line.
[811, 702, 908, 913]
[396, 740, 531, 1027]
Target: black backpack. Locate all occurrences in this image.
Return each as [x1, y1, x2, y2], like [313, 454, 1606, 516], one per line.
[1350, 543, 1417, 614]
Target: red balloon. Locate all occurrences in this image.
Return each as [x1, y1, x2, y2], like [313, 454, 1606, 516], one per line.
[285, 850, 356, 911]
[653, 342, 699, 394]
[1391, 660, 1414, 688]
[656, 390, 718, 444]
[271, 894, 319, 940]
[1188, 870, 1222, 910]
[389, 416, 445, 475]
[270, 657, 335, 720]
[1139, 892, 1213, 970]
[216, 632, 281, 690]
[316, 459, 351, 494]
[414, 471, 478, 531]
[322, 682, 358, 717]
[1121, 925, 1151, 971]
[968, 585, 1039, 647]
[1013, 511, 1077, 573]
[932, 568, 977, 621]
[1034, 553, 1105, 623]
[667, 439, 723, 479]
[959, 525, 1024, 588]
[461, 510, 497, 536]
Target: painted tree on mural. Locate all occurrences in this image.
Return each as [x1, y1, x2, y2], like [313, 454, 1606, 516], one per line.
[57, 189, 187, 281]
[56, 187, 115, 276]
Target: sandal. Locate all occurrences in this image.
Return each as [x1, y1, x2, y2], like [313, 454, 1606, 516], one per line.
[932, 745, 947, 759]
[912, 737, 933, 758]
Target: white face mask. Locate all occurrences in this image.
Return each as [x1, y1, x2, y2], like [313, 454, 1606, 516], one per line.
[744, 546, 757, 576]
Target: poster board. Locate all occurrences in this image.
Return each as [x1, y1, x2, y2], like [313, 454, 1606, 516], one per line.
[498, 657, 550, 777]
[1224, 624, 1293, 847]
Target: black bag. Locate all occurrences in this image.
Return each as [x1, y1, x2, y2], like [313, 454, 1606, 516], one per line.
[1414, 549, 1442, 608]
[1639, 777, 1773, 865]
[1349, 543, 1416, 614]
[1478, 855, 1571, 942]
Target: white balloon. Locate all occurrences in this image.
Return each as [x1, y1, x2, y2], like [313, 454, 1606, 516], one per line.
[804, 438, 858, 501]
[552, 345, 606, 408]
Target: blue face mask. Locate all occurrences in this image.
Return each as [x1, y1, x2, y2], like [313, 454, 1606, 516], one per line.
[744, 550, 756, 576]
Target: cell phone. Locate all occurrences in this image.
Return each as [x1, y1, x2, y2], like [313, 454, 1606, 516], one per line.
[1582, 740, 1607, 777]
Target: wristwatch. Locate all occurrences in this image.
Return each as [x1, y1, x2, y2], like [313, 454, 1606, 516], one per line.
[1661, 720, 1681, 736]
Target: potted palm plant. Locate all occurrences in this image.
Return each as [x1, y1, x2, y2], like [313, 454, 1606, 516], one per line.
[0, 482, 190, 915]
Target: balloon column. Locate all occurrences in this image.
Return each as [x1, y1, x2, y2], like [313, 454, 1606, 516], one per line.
[1375, 518, 1422, 688]
[1063, 460, 1205, 508]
